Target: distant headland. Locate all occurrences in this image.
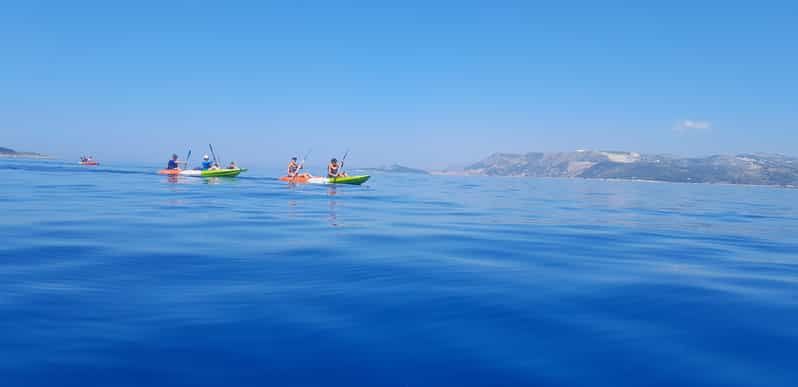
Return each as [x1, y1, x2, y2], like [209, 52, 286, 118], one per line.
[359, 164, 430, 175]
[453, 150, 798, 187]
[0, 146, 48, 159]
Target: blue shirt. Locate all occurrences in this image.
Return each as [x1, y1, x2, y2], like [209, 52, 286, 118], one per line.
[201, 161, 213, 170]
[167, 159, 178, 169]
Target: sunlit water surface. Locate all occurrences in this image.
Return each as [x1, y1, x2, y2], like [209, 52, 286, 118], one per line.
[1, 159, 796, 386]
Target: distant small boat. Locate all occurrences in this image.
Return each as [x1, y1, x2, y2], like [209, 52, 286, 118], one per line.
[79, 160, 99, 166]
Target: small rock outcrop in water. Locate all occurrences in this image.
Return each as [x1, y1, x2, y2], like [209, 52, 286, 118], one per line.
[465, 150, 798, 187]
[0, 146, 46, 158]
[361, 164, 429, 174]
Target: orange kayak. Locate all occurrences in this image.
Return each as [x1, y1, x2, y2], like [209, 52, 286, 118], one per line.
[159, 169, 181, 175]
[279, 175, 311, 183]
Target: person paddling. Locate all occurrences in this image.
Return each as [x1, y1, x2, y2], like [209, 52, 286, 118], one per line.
[201, 155, 213, 170]
[288, 157, 311, 178]
[166, 154, 184, 170]
[327, 158, 348, 178]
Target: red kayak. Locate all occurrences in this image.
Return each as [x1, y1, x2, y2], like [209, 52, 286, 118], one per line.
[79, 161, 99, 166]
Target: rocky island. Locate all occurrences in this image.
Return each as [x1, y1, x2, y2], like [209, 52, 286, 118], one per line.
[464, 150, 798, 187]
[0, 146, 47, 159]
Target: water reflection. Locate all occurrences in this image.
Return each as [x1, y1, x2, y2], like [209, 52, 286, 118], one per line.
[328, 186, 338, 226]
[163, 175, 244, 186]
[202, 177, 242, 185]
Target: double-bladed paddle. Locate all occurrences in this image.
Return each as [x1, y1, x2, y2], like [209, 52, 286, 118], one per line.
[184, 150, 192, 170]
[340, 149, 350, 170]
[209, 144, 222, 168]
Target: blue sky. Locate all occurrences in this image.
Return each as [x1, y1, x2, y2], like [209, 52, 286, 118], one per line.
[1, 1, 796, 168]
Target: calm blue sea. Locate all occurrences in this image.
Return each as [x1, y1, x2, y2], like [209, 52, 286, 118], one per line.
[1, 158, 796, 387]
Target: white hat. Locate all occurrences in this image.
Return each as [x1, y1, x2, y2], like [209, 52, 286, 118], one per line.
[203, 155, 210, 160]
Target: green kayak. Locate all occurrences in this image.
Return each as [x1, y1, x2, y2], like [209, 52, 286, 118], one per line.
[178, 168, 246, 177]
[308, 175, 370, 185]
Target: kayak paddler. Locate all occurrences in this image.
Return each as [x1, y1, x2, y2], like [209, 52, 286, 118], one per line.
[327, 158, 348, 178]
[201, 155, 213, 170]
[288, 157, 311, 178]
[228, 161, 238, 169]
[166, 154, 184, 170]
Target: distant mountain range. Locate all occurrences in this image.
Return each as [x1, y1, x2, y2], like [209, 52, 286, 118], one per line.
[360, 164, 429, 174]
[463, 150, 798, 187]
[0, 146, 46, 158]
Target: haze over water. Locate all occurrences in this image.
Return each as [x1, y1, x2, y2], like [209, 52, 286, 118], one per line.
[1, 158, 797, 386]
